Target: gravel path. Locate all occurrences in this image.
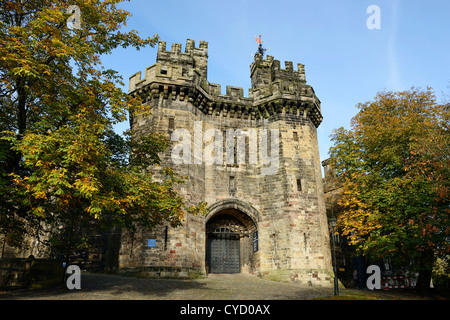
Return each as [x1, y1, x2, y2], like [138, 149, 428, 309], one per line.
[1, 272, 335, 300]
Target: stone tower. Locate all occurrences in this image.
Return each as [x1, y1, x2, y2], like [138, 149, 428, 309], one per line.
[119, 39, 333, 287]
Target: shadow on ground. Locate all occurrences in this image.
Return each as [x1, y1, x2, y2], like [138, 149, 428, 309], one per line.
[4, 273, 446, 300]
[0, 272, 334, 300]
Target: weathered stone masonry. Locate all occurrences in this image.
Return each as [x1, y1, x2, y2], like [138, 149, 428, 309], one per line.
[118, 39, 333, 287]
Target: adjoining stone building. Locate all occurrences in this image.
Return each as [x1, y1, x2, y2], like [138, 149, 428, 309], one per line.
[119, 39, 334, 287]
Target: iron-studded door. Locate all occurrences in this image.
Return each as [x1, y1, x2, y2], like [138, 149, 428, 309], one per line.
[207, 214, 250, 274]
[208, 237, 240, 273]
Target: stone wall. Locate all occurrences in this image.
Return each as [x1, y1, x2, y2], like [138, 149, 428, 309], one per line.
[0, 256, 63, 289]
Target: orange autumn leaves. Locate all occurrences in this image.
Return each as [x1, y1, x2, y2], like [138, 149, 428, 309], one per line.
[329, 88, 449, 260]
[0, 1, 205, 255]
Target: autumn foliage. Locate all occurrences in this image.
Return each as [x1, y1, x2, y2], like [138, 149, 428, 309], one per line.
[0, 1, 206, 259]
[329, 88, 449, 289]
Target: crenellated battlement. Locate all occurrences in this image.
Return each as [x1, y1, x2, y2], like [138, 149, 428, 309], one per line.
[157, 39, 208, 57]
[129, 39, 322, 127]
[271, 59, 305, 76]
[249, 53, 307, 96]
[251, 54, 306, 80]
[156, 39, 208, 79]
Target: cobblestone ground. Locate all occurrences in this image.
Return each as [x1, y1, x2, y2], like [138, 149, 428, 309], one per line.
[1, 273, 446, 301]
[1, 272, 335, 300]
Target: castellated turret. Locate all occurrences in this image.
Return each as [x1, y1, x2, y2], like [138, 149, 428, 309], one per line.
[129, 39, 322, 126]
[120, 39, 333, 287]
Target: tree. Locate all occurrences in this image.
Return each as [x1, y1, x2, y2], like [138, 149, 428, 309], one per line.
[0, 1, 206, 261]
[329, 88, 449, 291]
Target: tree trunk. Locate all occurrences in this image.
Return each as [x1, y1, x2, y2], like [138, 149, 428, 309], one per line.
[415, 250, 434, 292]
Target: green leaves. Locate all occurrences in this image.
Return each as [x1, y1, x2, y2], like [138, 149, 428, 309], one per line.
[0, 1, 201, 260]
[330, 88, 449, 264]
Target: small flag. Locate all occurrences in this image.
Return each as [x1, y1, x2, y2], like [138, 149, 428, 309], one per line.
[255, 35, 262, 44]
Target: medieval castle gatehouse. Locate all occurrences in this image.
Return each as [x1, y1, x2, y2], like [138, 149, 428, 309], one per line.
[120, 39, 333, 287]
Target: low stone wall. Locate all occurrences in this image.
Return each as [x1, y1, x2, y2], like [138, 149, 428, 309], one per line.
[0, 256, 64, 289]
[119, 266, 207, 280]
[258, 268, 335, 288]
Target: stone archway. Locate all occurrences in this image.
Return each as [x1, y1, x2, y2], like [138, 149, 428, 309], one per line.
[206, 199, 260, 227]
[205, 199, 260, 274]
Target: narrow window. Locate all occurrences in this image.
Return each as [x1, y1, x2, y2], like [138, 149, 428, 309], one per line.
[164, 226, 168, 250]
[168, 117, 175, 130]
[296, 179, 302, 192]
[229, 176, 236, 194]
[293, 132, 298, 141]
[233, 138, 238, 165]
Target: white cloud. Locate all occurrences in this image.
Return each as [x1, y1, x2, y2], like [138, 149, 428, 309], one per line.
[387, 0, 403, 91]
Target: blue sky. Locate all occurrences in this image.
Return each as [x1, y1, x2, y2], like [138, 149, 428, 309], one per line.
[102, 0, 450, 165]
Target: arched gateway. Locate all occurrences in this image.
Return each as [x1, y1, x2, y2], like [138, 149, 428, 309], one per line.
[205, 200, 259, 274]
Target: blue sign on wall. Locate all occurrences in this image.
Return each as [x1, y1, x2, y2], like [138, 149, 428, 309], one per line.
[147, 239, 156, 247]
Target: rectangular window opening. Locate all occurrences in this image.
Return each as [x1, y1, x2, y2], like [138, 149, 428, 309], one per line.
[296, 179, 302, 192]
[229, 176, 236, 194]
[164, 226, 168, 250]
[168, 117, 175, 130]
